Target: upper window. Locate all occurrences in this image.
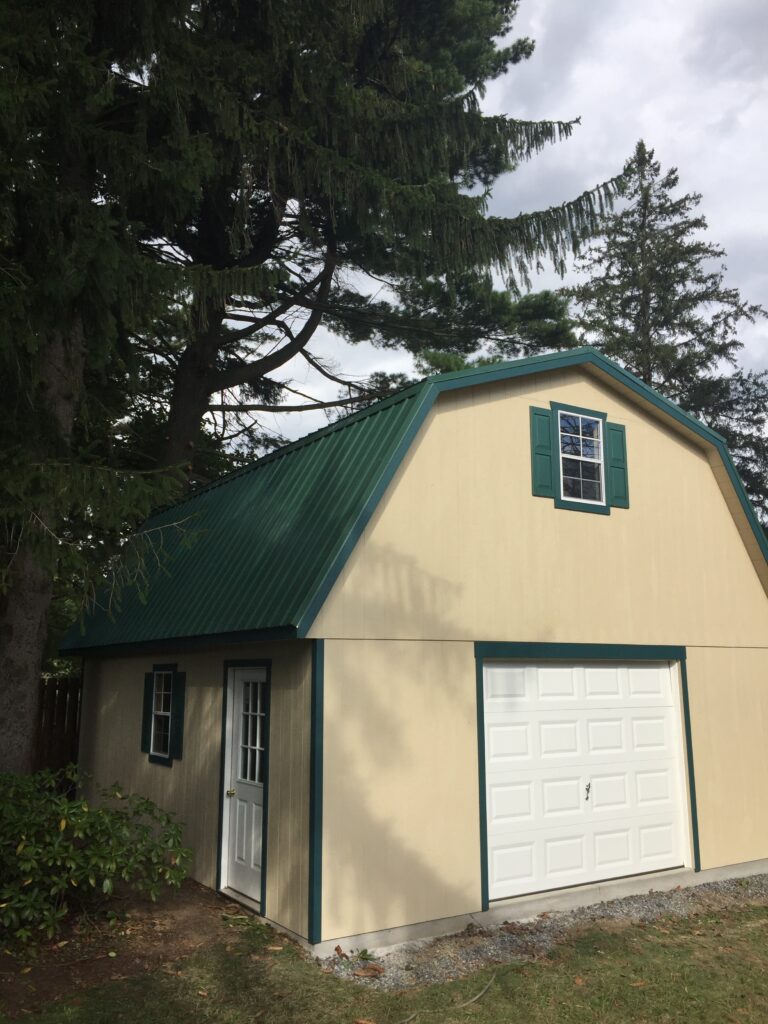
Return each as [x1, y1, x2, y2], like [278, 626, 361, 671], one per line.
[141, 664, 186, 765]
[558, 411, 605, 506]
[529, 402, 629, 514]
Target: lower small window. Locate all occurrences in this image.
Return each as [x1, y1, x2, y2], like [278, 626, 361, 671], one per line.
[151, 670, 173, 757]
[141, 664, 186, 765]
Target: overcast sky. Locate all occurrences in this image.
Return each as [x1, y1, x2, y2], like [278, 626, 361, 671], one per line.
[269, 0, 768, 442]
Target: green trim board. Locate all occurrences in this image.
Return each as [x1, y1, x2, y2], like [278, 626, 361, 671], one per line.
[473, 640, 702, 909]
[61, 347, 768, 653]
[474, 653, 490, 911]
[475, 642, 687, 662]
[308, 640, 324, 944]
[679, 660, 701, 872]
[216, 659, 272, 914]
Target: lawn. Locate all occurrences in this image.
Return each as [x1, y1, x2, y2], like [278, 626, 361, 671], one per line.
[3, 897, 768, 1023]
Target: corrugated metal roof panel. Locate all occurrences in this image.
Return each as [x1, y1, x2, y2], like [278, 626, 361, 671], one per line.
[62, 387, 429, 650]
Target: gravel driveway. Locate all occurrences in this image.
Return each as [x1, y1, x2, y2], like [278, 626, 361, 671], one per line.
[322, 873, 768, 990]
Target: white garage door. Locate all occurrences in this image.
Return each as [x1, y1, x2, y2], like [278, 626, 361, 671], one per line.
[483, 662, 689, 901]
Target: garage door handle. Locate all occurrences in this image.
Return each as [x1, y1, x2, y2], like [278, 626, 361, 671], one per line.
[585, 781, 591, 801]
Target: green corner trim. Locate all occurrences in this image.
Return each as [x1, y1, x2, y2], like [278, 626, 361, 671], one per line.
[474, 641, 702, 892]
[475, 654, 490, 912]
[679, 660, 702, 872]
[308, 640, 325, 943]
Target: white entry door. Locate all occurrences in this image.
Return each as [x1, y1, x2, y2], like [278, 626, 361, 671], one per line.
[483, 662, 689, 901]
[225, 666, 268, 902]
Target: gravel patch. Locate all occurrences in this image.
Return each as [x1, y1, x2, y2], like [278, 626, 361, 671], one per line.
[322, 873, 768, 990]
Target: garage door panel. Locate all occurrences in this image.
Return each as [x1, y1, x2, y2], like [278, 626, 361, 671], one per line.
[485, 663, 675, 713]
[484, 661, 688, 901]
[486, 708, 678, 768]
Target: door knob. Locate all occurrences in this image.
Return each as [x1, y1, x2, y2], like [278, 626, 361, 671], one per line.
[226, 788, 235, 797]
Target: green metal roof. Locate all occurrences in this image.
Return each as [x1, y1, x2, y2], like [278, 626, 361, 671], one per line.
[62, 347, 768, 653]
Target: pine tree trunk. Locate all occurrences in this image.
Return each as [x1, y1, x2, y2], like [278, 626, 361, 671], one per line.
[0, 550, 53, 772]
[161, 305, 224, 472]
[0, 319, 85, 773]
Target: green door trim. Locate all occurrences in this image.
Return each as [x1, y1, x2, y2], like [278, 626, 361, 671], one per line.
[474, 641, 701, 910]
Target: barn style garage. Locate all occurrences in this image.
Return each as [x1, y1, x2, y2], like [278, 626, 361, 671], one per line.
[62, 347, 768, 949]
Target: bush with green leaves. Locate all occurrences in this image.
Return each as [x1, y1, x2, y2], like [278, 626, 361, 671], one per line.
[0, 768, 191, 944]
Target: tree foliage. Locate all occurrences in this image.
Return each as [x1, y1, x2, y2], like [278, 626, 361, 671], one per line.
[0, 0, 623, 769]
[568, 141, 768, 520]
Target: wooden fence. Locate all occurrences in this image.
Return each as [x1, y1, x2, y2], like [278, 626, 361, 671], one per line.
[36, 674, 82, 771]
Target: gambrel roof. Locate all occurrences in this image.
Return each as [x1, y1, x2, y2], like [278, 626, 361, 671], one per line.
[61, 347, 768, 654]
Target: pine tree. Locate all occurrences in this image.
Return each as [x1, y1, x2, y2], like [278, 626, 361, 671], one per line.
[1, 0, 623, 770]
[569, 140, 768, 519]
[121, 1, 622, 478]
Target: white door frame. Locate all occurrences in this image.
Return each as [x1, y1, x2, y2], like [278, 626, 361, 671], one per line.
[219, 660, 271, 909]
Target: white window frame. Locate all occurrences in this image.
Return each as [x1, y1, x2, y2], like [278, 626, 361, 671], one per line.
[150, 670, 173, 758]
[558, 409, 606, 507]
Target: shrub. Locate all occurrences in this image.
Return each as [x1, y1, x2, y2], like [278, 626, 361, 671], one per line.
[0, 767, 191, 944]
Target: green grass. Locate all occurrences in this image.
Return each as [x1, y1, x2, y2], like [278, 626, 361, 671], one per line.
[6, 903, 768, 1024]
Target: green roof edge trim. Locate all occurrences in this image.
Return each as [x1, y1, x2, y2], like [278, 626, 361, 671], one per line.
[62, 625, 297, 658]
[295, 347, 768, 637]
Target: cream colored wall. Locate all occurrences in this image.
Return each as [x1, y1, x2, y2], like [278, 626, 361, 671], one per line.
[309, 368, 768, 646]
[686, 646, 768, 870]
[311, 368, 768, 938]
[320, 639, 479, 940]
[80, 640, 311, 937]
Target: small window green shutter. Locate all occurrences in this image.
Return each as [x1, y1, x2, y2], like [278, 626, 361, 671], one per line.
[606, 422, 629, 508]
[169, 671, 186, 761]
[530, 407, 555, 497]
[141, 673, 153, 753]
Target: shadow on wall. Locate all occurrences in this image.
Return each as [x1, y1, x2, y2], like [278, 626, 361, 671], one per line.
[329, 538, 465, 638]
[322, 572, 479, 939]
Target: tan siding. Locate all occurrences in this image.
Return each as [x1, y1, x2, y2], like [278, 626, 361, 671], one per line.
[686, 646, 768, 870]
[321, 639, 479, 939]
[79, 641, 311, 937]
[309, 369, 768, 645]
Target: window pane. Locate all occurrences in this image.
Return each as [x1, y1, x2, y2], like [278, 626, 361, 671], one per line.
[582, 479, 601, 501]
[562, 476, 582, 499]
[560, 413, 580, 436]
[152, 714, 170, 756]
[256, 682, 262, 714]
[560, 434, 581, 455]
[249, 748, 257, 782]
[257, 750, 264, 785]
[580, 417, 600, 438]
[582, 438, 601, 460]
[562, 457, 582, 478]
[581, 461, 600, 482]
[240, 744, 248, 780]
[242, 684, 250, 714]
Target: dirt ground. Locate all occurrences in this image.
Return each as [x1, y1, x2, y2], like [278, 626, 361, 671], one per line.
[0, 880, 252, 1018]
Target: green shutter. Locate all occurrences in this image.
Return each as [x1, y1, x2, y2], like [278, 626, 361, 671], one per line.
[169, 671, 186, 761]
[606, 422, 629, 508]
[141, 672, 153, 753]
[530, 407, 555, 497]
